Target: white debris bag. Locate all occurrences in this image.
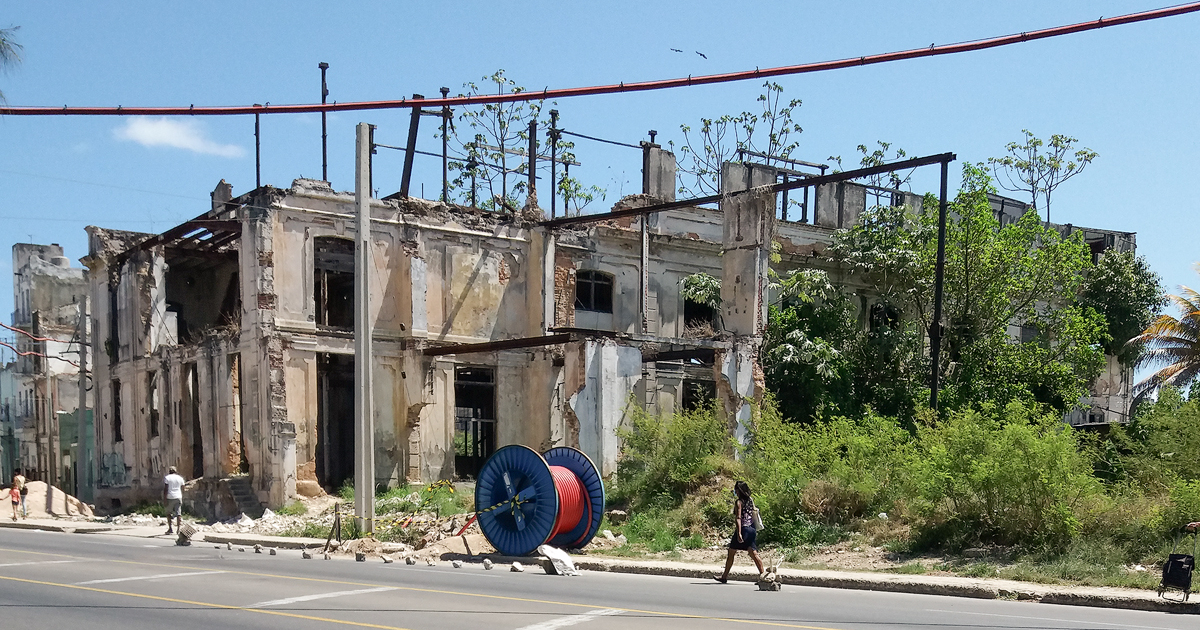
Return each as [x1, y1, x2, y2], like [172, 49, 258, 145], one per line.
[537, 544, 580, 576]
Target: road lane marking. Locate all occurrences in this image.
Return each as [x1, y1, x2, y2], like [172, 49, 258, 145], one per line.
[925, 609, 1181, 630]
[77, 570, 226, 585]
[517, 608, 622, 630]
[248, 586, 397, 608]
[0, 545, 849, 630]
[0, 560, 76, 568]
[0, 573, 415, 630]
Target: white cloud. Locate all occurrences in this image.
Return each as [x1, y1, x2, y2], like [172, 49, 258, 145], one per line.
[114, 117, 244, 158]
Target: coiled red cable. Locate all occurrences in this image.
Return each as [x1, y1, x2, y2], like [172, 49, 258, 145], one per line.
[549, 465, 587, 540]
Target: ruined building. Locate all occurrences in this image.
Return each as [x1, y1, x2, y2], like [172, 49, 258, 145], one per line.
[83, 146, 1134, 515]
[0, 243, 91, 496]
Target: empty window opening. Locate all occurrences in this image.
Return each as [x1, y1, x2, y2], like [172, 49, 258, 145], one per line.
[111, 379, 123, 443]
[181, 363, 204, 479]
[869, 303, 900, 332]
[454, 367, 496, 479]
[316, 353, 355, 492]
[682, 379, 716, 412]
[1086, 236, 1113, 265]
[108, 283, 119, 364]
[314, 237, 355, 329]
[684, 298, 717, 337]
[164, 250, 240, 344]
[147, 371, 160, 439]
[575, 270, 614, 314]
[229, 354, 249, 475]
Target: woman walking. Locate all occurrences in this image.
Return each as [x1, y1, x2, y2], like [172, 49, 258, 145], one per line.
[715, 481, 764, 583]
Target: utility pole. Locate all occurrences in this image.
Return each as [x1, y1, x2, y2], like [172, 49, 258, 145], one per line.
[77, 298, 90, 502]
[353, 122, 376, 534]
[929, 160, 950, 411]
[549, 110, 559, 218]
[440, 87, 449, 203]
[254, 109, 262, 188]
[319, 62, 330, 183]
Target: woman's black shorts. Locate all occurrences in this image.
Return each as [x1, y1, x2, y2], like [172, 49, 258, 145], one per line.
[728, 525, 757, 551]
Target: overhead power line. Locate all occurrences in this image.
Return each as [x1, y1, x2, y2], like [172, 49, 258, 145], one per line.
[1, 3, 1197, 117]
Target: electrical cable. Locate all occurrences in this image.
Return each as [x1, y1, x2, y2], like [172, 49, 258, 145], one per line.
[559, 130, 641, 150]
[0, 340, 80, 368]
[548, 465, 587, 539]
[2, 3, 1197, 117]
[0, 321, 75, 344]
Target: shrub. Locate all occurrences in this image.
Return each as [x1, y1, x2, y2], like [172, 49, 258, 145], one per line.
[613, 401, 735, 512]
[747, 399, 916, 544]
[1164, 479, 1200, 537]
[910, 403, 1102, 550]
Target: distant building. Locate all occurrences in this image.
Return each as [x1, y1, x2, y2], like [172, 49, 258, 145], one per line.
[988, 194, 1139, 426]
[1, 243, 91, 496]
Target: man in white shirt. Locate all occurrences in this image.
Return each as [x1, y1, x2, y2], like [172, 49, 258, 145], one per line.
[163, 466, 185, 535]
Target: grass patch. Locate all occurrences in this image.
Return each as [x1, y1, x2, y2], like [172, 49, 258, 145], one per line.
[129, 502, 166, 517]
[276, 500, 307, 516]
[889, 562, 927, 575]
[278, 521, 329, 538]
[995, 539, 1163, 589]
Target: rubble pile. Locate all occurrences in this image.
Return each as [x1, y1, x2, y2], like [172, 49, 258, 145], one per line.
[186, 499, 482, 554]
[15, 482, 94, 519]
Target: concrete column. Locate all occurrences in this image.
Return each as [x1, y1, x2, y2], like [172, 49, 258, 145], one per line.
[641, 146, 676, 202]
[717, 162, 775, 445]
[353, 123, 376, 532]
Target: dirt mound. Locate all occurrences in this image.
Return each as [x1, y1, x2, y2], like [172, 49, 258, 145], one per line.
[341, 537, 384, 556]
[19, 481, 93, 518]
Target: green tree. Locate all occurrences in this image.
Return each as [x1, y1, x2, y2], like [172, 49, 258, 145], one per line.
[441, 71, 604, 214]
[1079, 250, 1166, 365]
[987, 130, 1098, 225]
[673, 82, 802, 197]
[1130, 271, 1200, 399]
[814, 164, 1105, 418]
[829, 141, 915, 208]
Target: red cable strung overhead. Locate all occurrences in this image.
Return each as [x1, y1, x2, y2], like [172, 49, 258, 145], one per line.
[0, 340, 80, 368]
[1, 3, 1198, 117]
[0, 321, 75, 344]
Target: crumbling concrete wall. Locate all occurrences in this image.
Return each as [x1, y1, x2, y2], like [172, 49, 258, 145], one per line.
[716, 163, 776, 446]
[565, 339, 642, 477]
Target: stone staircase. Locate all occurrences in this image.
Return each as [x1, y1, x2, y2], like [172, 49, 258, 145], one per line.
[225, 476, 264, 519]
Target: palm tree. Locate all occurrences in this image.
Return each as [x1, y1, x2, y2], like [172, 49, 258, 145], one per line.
[0, 26, 23, 102]
[1130, 274, 1200, 399]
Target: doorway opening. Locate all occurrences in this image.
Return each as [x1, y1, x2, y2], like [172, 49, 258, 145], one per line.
[454, 367, 496, 479]
[317, 353, 355, 493]
[181, 364, 204, 479]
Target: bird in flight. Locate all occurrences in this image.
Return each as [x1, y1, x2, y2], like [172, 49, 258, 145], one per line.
[670, 48, 682, 53]
[695, 51, 708, 59]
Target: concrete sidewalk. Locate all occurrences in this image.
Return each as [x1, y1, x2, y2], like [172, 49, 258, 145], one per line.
[1, 517, 1195, 614]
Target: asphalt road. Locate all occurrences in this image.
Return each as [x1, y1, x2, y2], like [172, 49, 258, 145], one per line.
[0, 527, 1191, 630]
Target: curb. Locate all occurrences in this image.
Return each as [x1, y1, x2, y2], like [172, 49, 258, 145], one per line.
[199, 533, 328, 550]
[0, 520, 118, 534]
[571, 558, 1198, 615]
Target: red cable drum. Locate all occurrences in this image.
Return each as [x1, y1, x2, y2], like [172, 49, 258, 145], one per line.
[549, 465, 587, 539]
[475, 445, 605, 556]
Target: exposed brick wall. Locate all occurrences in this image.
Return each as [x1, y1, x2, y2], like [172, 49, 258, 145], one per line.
[553, 252, 577, 328]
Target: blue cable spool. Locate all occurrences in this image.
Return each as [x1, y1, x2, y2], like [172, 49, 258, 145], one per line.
[475, 445, 605, 556]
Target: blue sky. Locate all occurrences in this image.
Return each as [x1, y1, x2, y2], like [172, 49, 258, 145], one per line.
[1, 1, 1198, 359]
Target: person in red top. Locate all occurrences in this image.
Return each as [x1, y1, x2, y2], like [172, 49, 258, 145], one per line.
[9, 483, 20, 521]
